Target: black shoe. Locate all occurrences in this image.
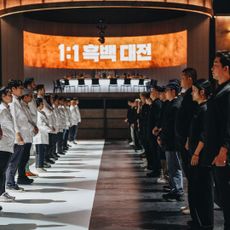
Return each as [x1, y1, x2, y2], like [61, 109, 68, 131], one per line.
[46, 159, 55, 164]
[140, 153, 146, 158]
[163, 185, 171, 192]
[0, 206, 2, 211]
[146, 171, 160, 178]
[58, 152, 65, 155]
[17, 177, 34, 185]
[162, 191, 184, 201]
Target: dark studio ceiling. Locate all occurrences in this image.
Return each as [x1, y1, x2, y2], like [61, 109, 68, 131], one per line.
[24, 8, 187, 24]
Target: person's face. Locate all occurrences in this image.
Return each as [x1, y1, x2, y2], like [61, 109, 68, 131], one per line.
[59, 99, 64, 106]
[12, 86, 23, 97]
[192, 85, 200, 102]
[165, 88, 174, 101]
[181, 74, 192, 89]
[71, 100, 74, 106]
[39, 102, 44, 110]
[54, 100, 59, 107]
[159, 92, 166, 101]
[212, 57, 227, 81]
[30, 81, 36, 90]
[146, 98, 151, 105]
[23, 94, 32, 103]
[150, 89, 158, 99]
[140, 95, 146, 103]
[39, 88, 45, 96]
[2, 91, 12, 104]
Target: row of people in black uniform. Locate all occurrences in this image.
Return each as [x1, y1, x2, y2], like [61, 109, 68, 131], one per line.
[126, 51, 230, 230]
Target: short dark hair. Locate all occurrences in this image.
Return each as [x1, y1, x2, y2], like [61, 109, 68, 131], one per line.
[36, 84, 45, 92]
[24, 78, 34, 88]
[194, 79, 212, 98]
[36, 98, 43, 107]
[182, 67, 197, 83]
[215, 51, 230, 73]
[140, 92, 150, 99]
[44, 94, 52, 107]
[8, 80, 23, 89]
[52, 95, 59, 102]
[0, 86, 10, 103]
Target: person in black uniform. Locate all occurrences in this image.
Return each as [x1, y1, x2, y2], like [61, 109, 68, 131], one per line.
[125, 99, 135, 145]
[158, 81, 184, 201]
[138, 92, 150, 158]
[154, 86, 169, 184]
[205, 51, 230, 230]
[146, 85, 162, 177]
[187, 79, 213, 229]
[175, 68, 198, 178]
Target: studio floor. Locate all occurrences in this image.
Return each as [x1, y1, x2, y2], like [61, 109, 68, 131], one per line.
[0, 140, 224, 230]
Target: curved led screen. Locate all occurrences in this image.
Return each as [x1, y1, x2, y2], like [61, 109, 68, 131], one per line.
[24, 31, 187, 69]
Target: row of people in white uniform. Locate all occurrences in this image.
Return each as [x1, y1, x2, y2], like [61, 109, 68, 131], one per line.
[0, 78, 81, 210]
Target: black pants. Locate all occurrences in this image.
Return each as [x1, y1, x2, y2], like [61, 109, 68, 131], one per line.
[63, 129, 69, 148]
[18, 143, 32, 179]
[47, 133, 56, 159]
[57, 132, 64, 154]
[188, 166, 214, 229]
[6, 144, 25, 186]
[146, 133, 161, 172]
[35, 144, 47, 168]
[0, 152, 12, 195]
[69, 125, 78, 142]
[213, 166, 230, 230]
[177, 138, 190, 178]
[134, 126, 142, 149]
[139, 125, 148, 151]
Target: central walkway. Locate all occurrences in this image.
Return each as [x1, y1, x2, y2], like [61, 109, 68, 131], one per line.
[0, 140, 105, 230]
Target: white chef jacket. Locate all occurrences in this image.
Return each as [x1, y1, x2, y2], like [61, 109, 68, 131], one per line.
[9, 95, 33, 144]
[70, 105, 81, 125]
[33, 110, 52, 145]
[0, 103, 15, 153]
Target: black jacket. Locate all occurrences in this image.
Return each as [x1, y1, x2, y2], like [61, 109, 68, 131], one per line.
[157, 100, 169, 129]
[160, 97, 181, 151]
[138, 103, 150, 129]
[175, 88, 198, 143]
[202, 80, 230, 165]
[147, 98, 162, 134]
[188, 102, 207, 159]
[127, 107, 138, 125]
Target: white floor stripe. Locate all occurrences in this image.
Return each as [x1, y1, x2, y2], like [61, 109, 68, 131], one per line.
[0, 140, 105, 230]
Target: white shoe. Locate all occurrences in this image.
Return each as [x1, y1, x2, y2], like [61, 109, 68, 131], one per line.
[35, 168, 47, 173]
[129, 142, 134, 146]
[182, 207, 190, 215]
[180, 206, 188, 211]
[0, 192, 15, 202]
[156, 177, 167, 184]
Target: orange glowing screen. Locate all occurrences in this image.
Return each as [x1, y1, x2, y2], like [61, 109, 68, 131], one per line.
[24, 31, 187, 69]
